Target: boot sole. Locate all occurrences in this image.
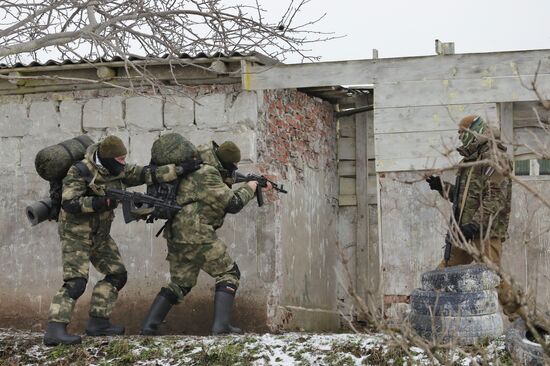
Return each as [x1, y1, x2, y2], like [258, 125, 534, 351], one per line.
[43, 337, 82, 346]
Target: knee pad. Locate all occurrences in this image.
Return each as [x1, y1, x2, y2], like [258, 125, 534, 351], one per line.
[105, 272, 127, 291]
[215, 282, 238, 295]
[63, 277, 87, 300]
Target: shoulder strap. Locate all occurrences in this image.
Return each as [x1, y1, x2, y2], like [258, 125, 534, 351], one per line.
[74, 161, 93, 185]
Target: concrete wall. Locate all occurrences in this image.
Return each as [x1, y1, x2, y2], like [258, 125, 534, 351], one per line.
[257, 90, 339, 331]
[0, 85, 338, 334]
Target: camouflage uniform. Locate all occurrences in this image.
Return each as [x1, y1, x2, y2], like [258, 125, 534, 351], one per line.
[436, 123, 519, 318]
[161, 142, 255, 302]
[48, 142, 178, 324]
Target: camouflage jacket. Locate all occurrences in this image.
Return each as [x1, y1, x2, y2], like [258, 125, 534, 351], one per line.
[60, 142, 178, 234]
[164, 142, 255, 244]
[442, 141, 512, 240]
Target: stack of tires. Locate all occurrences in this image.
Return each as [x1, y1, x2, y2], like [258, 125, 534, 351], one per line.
[409, 263, 504, 345]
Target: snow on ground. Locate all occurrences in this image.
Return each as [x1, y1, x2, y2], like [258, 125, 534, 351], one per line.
[0, 328, 512, 365]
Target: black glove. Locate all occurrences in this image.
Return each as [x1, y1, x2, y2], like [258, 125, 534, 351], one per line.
[92, 196, 118, 212]
[460, 223, 480, 241]
[176, 158, 203, 176]
[426, 175, 443, 192]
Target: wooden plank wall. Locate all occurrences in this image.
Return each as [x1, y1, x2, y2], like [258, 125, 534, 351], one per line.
[373, 53, 550, 315]
[513, 101, 550, 158]
[337, 93, 381, 313]
[370, 51, 550, 172]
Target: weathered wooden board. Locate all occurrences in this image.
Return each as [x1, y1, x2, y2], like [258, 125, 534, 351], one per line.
[340, 176, 377, 195]
[340, 177, 356, 195]
[367, 109, 375, 158]
[500, 103, 514, 159]
[338, 193, 378, 207]
[338, 160, 376, 177]
[514, 127, 550, 157]
[374, 50, 550, 83]
[375, 74, 550, 108]
[504, 180, 550, 314]
[375, 130, 459, 160]
[513, 100, 550, 128]
[374, 104, 498, 134]
[338, 138, 356, 160]
[376, 156, 461, 173]
[243, 59, 376, 90]
[339, 116, 356, 137]
[338, 161, 356, 177]
[242, 49, 550, 90]
[339, 194, 357, 206]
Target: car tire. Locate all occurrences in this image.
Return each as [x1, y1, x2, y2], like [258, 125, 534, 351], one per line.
[505, 318, 547, 366]
[410, 289, 499, 317]
[421, 264, 500, 293]
[409, 313, 503, 345]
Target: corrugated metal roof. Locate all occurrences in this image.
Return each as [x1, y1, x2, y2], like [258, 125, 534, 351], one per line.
[0, 51, 276, 69]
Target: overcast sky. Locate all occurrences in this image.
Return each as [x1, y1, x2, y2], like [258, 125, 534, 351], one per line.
[278, 0, 550, 63]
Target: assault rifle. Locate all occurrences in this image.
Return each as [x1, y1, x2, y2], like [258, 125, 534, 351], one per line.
[233, 172, 287, 207]
[106, 188, 182, 224]
[444, 175, 462, 266]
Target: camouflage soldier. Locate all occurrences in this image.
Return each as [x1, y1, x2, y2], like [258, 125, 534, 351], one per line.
[44, 135, 179, 346]
[141, 141, 268, 335]
[426, 115, 520, 320]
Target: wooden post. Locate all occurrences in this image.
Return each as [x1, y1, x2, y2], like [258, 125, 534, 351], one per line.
[355, 95, 370, 299]
[499, 102, 514, 160]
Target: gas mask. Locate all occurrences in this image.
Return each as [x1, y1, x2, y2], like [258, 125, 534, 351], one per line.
[457, 116, 486, 157]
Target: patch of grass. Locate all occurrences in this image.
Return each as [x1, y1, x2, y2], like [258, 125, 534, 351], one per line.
[497, 351, 514, 366]
[385, 344, 408, 366]
[331, 340, 364, 358]
[48, 344, 74, 360]
[323, 353, 355, 366]
[189, 340, 260, 366]
[44, 345, 93, 366]
[99, 339, 138, 365]
[364, 346, 385, 364]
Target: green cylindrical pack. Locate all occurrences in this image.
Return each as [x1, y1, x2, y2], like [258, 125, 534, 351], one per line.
[35, 135, 94, 181]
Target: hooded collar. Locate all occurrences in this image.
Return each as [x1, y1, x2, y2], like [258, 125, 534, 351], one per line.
[198, 141, 225, 171]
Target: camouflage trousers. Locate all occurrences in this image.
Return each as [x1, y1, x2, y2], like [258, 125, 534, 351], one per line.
[165, 239, 239, 303]
[438, 237, 520, 320]
[47, 227, 126, 323]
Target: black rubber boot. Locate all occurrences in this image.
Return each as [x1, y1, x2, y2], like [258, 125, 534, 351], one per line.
[211, 291, 242, 335]
[140, 292, 175, 336]
[43, 322, 82, 346]
[86, 316, 125, 336]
